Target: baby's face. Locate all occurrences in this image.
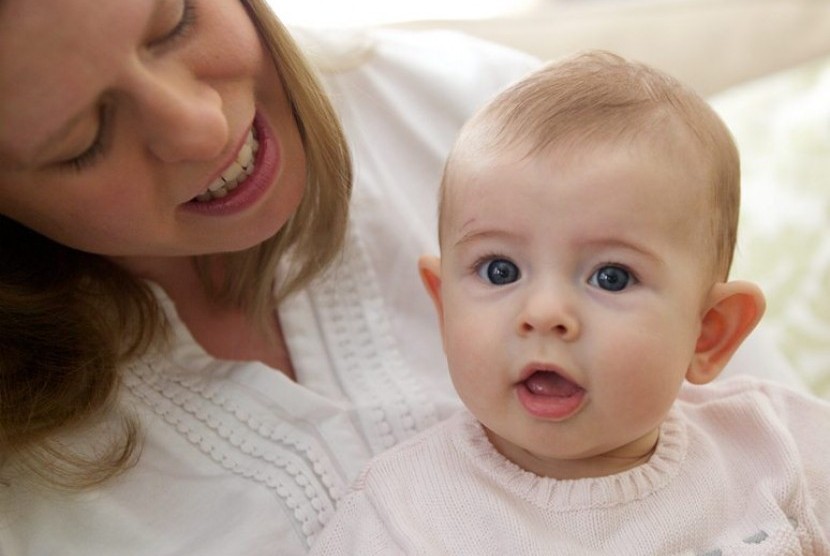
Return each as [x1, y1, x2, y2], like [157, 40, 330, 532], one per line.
[435, 139, 714, 479]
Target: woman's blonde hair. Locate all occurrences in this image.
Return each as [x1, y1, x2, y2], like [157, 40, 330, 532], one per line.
[0, 0, 352, 489]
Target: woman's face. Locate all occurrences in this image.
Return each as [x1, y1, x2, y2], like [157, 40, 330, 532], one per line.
[0, 0, 306, 263]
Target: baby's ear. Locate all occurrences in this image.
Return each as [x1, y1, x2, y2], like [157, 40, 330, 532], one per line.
[686, 281, 766, 385]
[418, 254, 444, 328]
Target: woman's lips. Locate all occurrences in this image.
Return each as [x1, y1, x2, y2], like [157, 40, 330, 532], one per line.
[516, 369, 586, 420]
[180, 112, 279, 216]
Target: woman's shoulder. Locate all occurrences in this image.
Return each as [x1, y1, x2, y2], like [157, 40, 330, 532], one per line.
[294, 25, 539, 75]
[298, 26, 539, 111]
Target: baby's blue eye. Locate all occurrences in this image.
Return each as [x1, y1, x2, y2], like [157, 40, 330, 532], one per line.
[478, 259, 520, 285]
[590, 265, 633, 292]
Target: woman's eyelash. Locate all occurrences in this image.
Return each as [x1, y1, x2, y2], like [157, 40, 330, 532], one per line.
[61, 105, 111, 173]
[165, 0, 197, 45]
[146, 0, 197, 49]
[66, 139, 105, 172]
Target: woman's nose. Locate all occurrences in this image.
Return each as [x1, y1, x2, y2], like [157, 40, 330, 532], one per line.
[126, 63, 228, 162]
[517, 284, 580, 341]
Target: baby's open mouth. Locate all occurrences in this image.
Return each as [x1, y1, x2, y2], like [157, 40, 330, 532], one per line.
[517, 370, 586, 419]
[192, 127, 259, 202]
[522, 370, 584, 398]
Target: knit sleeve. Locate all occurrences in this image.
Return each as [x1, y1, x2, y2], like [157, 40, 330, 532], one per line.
[762, 382, 830, 540]
[309, 490, 404, 556]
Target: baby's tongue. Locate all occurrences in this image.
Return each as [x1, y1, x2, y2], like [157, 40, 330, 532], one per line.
[524, 371, 581, 397]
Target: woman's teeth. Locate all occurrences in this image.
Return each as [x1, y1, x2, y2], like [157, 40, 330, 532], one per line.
[194, 129, 259, 202]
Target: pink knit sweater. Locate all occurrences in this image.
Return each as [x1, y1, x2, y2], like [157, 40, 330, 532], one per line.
[311, 377, 830, 555]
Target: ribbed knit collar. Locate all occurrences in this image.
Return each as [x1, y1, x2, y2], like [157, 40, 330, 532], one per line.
[455, 409, 687, 510]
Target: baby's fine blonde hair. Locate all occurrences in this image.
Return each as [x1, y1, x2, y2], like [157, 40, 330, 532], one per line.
[441, 50, 740, 280]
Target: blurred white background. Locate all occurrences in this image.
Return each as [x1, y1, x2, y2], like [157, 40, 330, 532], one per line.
[270, 0, 538, 26]
[270, 0, 830, 97]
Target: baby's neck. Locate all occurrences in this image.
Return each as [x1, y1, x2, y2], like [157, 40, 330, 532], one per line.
[484, 426, 659, 480]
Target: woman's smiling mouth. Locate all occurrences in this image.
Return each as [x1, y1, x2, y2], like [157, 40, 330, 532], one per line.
[181, 112, 281, 217]
[193, 127, 259, 202]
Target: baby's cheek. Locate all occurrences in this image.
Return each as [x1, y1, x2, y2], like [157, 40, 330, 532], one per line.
[444, 333, 484, 378]
[443, 324, 496, 389]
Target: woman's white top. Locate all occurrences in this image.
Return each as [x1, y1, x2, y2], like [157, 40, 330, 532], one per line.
[0, 29, 803, 556]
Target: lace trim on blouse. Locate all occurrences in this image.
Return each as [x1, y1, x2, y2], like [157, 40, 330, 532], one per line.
[123, 226, 440, 547]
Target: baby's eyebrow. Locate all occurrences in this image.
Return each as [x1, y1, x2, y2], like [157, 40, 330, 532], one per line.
[577, 238, 665, 266]
[452, 227, 519, 249]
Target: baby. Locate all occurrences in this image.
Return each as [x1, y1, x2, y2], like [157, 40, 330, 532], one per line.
[311, 51, 830, 555]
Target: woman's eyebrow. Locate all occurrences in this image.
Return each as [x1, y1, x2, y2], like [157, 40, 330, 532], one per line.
[0, 126, 74, 171]
[25, 111, 90, 165]
[0, 76, 91, 169]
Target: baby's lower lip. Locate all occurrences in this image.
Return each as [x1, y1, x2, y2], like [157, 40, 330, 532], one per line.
[516, 371, 586, 420]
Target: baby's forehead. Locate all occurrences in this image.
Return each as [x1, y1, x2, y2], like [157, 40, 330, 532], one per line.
[441, 130, 716, 246]
[450, 121, 708, 188]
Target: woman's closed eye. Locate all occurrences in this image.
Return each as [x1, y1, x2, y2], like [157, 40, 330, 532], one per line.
[59, 104, 111, 173]
[588, 264, 637, 292]
[149, 0, 197, 50]
[58, 0, 198, 173]
[476, 257, 521, 285]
